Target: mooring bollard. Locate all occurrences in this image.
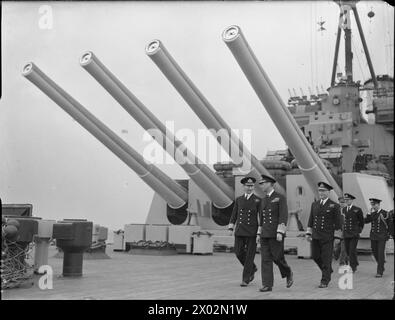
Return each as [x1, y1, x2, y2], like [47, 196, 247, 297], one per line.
[52, 220, 93, 277]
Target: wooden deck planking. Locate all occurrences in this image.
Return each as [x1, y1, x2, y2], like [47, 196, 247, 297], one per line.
[2, 245, 393, 300]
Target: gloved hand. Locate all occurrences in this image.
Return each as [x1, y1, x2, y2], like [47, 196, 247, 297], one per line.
[306, 234, 312, 242]
[334, 238, 341, 247]
[228, 229, 234, 236]
[276, 233, 283, 242]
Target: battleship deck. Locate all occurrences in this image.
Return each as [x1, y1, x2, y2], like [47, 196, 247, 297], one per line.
[2, 245, 393, 300]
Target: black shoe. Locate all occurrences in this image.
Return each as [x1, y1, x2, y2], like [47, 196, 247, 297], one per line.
[249, 267, 258, 283]
[240, 281, 248, 287]
[259, 286, 272, 292]
[318, 282, 328, 288]
[375, 273, 383, 278]
[286, 271, 294, 288]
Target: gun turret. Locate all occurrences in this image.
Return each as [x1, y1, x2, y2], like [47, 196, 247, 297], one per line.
[80, 52, 234, 209]
[222, 25, 342, 199]
[146, 40, 284, 197]
[22, 63, 188, 209]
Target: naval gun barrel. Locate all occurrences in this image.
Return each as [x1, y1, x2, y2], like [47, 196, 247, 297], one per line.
[146, 40, 285, 197]
[22, 62, 188, 209]
[80, 52, 233, 209]
[222, 25, 342, 198]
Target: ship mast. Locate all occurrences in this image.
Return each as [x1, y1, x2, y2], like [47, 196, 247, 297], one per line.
[331, 1, 378, 88]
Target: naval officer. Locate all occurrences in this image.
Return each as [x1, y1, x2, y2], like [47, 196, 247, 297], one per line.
[342, 193, 364, 272]
[388, 206, 394, 299]
[364, 198, 390, 277]
[335, 196, 349, 266]
[257, 175, 293, 292]
[228, 176, 261, 287]
[306, 182, 342, 288]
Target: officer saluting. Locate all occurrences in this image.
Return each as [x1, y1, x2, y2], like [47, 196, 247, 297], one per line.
[364, 198, 390, 277]
[306, 182, 342, 288]
[342, 193, 364, 272]
[228, 176, 261, 287]
[257, 175, 293, 292]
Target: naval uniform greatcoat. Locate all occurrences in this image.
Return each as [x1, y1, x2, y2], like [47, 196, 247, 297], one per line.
[342, 205, 364, 271]
[307, 198, 342, 285]
[229, 194, 261, 283]
[364, 209, 390, 275]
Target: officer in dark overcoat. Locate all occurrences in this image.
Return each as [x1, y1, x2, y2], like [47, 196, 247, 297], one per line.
[364, 198, 390, 277]
[335, 196, 349, 265]
[353, 149, 367, 172]
[257, 175, 293, 292]
[342, 193, 364, 272]
[306, 182, 342, 288]
[228, 176, 261, 286]
[388, 207, 394, 299]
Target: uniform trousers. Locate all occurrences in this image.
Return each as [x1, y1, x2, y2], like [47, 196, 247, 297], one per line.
[371, 239, 386, 275]
[260, 237, 291, 287]
[343, 237, 359, 271]
[234, 236, 257, 283]
[311, 238, 334, 284]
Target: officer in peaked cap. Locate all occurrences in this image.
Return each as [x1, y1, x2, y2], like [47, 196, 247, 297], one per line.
[365, 197, 390, 277]
[344, 193, 356, 200]
[306, 182, 342, 288]
[240, 177, 256, 185]
[257, 174, 293, 292]
[228, 176, 261, 287]
[341, 193, 364, 272]
[334, 196, 349, 266]
[318, 181, 333, 191]
[353, 149, 368, 172]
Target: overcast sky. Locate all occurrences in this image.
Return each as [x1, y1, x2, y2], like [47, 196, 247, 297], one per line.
[1, 1, 393, 230]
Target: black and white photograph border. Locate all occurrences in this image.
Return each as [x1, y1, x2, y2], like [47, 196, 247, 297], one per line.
[1, 0, 394, 303]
